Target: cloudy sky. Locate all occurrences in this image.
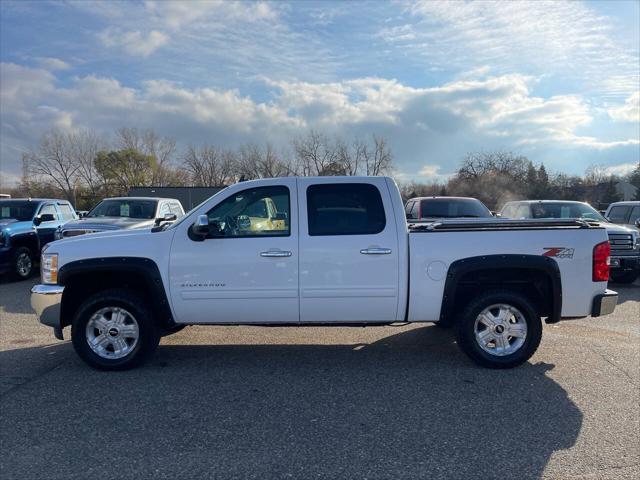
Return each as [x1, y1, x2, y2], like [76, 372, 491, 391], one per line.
[1, 0, 639, 187]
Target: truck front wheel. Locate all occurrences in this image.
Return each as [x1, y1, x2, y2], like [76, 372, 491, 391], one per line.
[71, 289, 160, 370]
[455, 291, 542, 369]
[13, 246, 34, 280]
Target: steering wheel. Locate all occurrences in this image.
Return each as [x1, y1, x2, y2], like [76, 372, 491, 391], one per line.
[223, 215, 239, 235]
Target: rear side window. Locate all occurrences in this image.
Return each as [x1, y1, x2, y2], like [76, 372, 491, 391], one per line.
[607, 206, 631, 224]
[170, 202, 184, 216]
[307, 183, 386, 236]
[58, 203, 75, 220]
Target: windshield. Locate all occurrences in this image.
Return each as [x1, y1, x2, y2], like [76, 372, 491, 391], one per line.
[88, 199, 157, 220]
[0, 201, 38, 221]
[530, 202, 606, 222]
[420, 198, 492, 218]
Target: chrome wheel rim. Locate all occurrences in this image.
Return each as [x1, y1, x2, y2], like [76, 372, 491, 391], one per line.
[16, 252, 32, 277]
[474, 303, 527, 356]
[85, 307, 140, 360]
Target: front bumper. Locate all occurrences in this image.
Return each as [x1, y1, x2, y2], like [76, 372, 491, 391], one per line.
[610, 255, 640, 272]
[0, 246, 12, 275]
[591, 289, 618, 317]
[31, 284, 65, 339]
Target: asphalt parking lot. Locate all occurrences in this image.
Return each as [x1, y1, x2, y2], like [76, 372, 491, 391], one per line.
[0, 277, 638, 480]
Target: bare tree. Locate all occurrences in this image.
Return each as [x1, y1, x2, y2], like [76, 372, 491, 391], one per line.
[26, 130, 81, 204]
[292, 130, 338, 176]
[182, 145, 236, 186]
[70, 129, 104, 200]
[365, 134, 393, 176]
[237, 143, 294, 179]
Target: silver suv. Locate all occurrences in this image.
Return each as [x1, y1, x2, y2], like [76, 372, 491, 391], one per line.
[501, 200, 639, 284]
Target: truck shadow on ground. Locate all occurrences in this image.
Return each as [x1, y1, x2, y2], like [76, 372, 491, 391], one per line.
[608, 279, 640, 306]
[0, 326, 582, 480]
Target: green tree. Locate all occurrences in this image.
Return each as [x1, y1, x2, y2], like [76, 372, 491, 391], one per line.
[94, 149, 157, 194]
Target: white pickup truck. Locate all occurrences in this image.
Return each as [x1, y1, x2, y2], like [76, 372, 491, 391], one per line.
[31, 176, 618, 370]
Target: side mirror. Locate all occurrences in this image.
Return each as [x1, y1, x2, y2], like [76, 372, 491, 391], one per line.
[191, 215, 210, 238]
[635, 219, 640, 228]
[34, 213, 56, 225]
[492, 212, 502, 217]
[406, 212, 412, 220]
[274, 212, 287, 221]
[155, 213, 177, 226]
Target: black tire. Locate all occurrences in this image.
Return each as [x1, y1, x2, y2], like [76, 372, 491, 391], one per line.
[71, 288, 160, 370]
[12, 246, 34, 280]
[433, 321, 452, 329]
[610, 271, 638, 284]
[455, 291, 542, 369]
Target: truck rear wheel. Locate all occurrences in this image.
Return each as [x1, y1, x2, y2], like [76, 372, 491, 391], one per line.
[455, 291, 542, 369]
[71, 289, 160, 370]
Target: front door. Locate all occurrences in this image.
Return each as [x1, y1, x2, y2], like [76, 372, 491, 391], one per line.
[35, 203, 62, 247]
[297, 178, 400, 323]
[168, 179, 299, 324]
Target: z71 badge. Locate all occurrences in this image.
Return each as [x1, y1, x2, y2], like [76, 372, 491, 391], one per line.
[543, 247, 575, 259]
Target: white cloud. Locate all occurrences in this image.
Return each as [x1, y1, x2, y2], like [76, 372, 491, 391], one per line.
[98, 29, 169, 57]
[1, 63, 638, 184]
[608, 92, 640, 123]
[386, 0, 639, 99]
[36, 57, 71, 71]
[144, 0, 277, 30]
[604, 163, 638, 177]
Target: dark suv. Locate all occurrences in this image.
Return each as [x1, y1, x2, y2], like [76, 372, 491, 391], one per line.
[405, 196, 493, 221]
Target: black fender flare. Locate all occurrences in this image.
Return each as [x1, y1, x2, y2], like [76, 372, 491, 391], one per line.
[439, 254, 562, 324]
[58, 257, 175, 328]
[9, 231, 40, 255]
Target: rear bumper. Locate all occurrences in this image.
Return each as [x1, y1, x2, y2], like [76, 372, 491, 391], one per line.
[31, 284, 65, 339]
[591, 289, 618, 317]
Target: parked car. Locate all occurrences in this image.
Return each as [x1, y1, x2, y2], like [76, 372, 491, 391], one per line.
[405, 196, 493, 221]
[605, 201, 640, 230]
[56, 197, 185, 239]
[500, 200, 639, 283]
[31, 177, 617, 371]
[0, 198, 77, 279]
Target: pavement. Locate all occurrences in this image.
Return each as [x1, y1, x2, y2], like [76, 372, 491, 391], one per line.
[0, 276, 638, 480]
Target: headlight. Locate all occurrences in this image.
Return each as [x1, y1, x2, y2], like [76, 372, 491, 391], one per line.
[41, 253, 59, 284]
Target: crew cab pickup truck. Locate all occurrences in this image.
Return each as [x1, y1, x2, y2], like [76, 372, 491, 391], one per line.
[31, 177, 618, 370]
[1, 198, 77, 279]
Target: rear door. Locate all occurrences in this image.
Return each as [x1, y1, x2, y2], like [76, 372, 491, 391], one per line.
[298, 178, 400, 323]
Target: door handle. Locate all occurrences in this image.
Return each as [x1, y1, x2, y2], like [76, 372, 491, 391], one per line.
[260, 250, 292, 257]
[360, 247, 392, 255]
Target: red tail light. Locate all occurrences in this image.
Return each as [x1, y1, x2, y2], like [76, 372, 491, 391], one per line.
[593, 241, 610, 282]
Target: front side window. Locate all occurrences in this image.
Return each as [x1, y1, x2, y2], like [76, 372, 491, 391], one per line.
[607, 206, 631, 224]
[307, 183, 386, 236]
[158, 202, 172, 217]
[88, 199, 157, 219]
[630, 206, 640, 224]
[205, 186, 290, 237]
[39, 204, 58, 220]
